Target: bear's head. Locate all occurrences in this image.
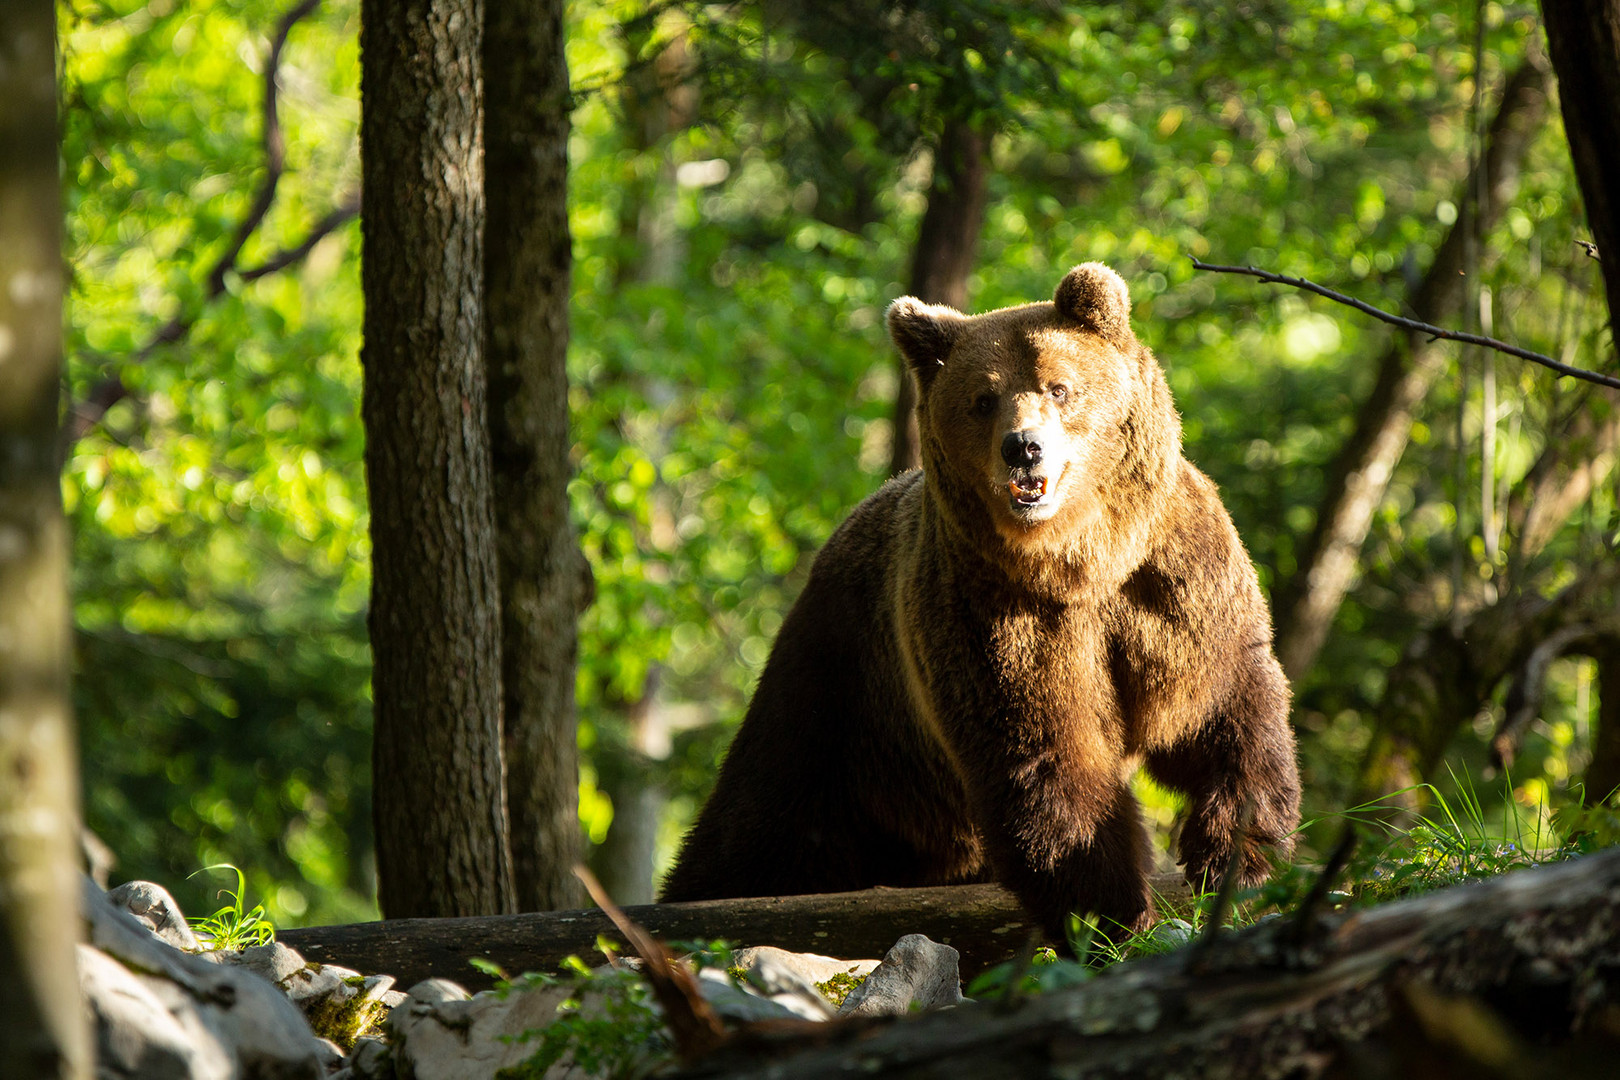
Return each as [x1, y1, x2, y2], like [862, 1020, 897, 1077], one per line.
[886, 263, 1180, 555]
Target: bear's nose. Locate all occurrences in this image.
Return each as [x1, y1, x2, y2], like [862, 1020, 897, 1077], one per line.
[1001, 430, 1043, 468]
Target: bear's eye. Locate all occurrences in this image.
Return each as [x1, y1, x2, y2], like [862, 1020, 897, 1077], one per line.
[1049, 384, 1069, 403]
[973, 392, 998, 417]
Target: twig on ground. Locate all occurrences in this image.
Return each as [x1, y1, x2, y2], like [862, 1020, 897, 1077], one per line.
[1189, 257, 1620, 391]
[574, 864, 729, 1063]
[1289, 826, 1360, 949]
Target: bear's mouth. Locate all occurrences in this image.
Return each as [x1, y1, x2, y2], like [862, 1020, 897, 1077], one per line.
[1007, 473, 1048, 507]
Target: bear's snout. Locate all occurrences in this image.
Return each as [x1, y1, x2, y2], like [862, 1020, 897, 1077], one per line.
[1001, 429, 1044, 468]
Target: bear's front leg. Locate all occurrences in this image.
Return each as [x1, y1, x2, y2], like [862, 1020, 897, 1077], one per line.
[1146, 647, 1300, 888]
[964, 749, 1156, 948]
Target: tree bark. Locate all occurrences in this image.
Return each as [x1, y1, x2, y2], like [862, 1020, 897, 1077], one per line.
[361, 0, 515, 918]
[1372, 557, 1620, 784]
[0, 6, 90, 1077]
[1587, 640, 1620, 803]
[277, 874, 1188, 990]
[1541, 1, 1620, 355]
[484, 0, 588, 913]
[1504, 396, 1620, 567]
[1272, 58, 1551, 681]
[683, 848, 1620, 1079]
[889, 120, 988, 476]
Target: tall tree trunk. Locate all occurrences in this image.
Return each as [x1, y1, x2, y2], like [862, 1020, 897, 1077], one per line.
[484, 0, 588, 913]
[0, 6, 90, 1077]
[1541, 0, 1620, 354]
[1272, 57, 1551, 681]
[889, 120, 988, 476]
[589, 687, 666, 906]
[1588, 640, 1620, 803]
[361, 0, 515, 918]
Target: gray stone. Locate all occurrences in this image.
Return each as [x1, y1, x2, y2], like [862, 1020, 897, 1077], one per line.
[81, 879, 325, 1079]
[79, 943, 232, 1080]
[746, 953, 837, 1020]
[314, 1038, 346, 1071]
[357, 974, 397, 1004]
[387, 979, 577, 1079]
[379, 990, 408, 1010]
[348, 1037, 391, 1080]
[694, 967, 804, 1024]
[221, 941, 308, 986]
[1150, 918, 1195, 949]
[284, 965, 349, 1007]
[108, 880, 203, 952]
[402, 978, 470, 1006]
[730, 946, 879, 991]
[837, 934, 964, 1018]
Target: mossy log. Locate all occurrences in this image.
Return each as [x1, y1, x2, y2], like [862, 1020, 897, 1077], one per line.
[278, 874, 1191, 989]
[679, 847, 1620, 1079]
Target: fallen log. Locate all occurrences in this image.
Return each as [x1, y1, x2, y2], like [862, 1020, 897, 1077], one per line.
[277, 874, 1191, 989]
[680, 847, 1620, 1079]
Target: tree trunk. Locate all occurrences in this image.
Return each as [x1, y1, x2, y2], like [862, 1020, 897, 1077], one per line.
[1541, 0, 1620, 355]
[361, 0, 515, 918]
[0, 6, 90, 1077]
[484, 0, 587, 914]
[888, 120, 988, 476]
[589, 690, 666, 906]
[278, 875, 1188, 990]
[1272, 57, 1552, 681]
[683, 849, 1620, 1079]
[1588, 640, 1620, 803]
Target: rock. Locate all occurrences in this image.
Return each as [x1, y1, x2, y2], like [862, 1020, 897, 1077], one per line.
[729, 946, 879, 993]
[745, 953, 837, 1020]
[223, 942, 308, 986]
[695, 967, 806, 1024]
[837, 934, 963, 1018]
[348, 1037, 391, 1080]
[107, 880, 202, 952]
[284, 965, 350, 1008]
[1151, 918, 1195, 949]
[379, 990, 408, 1010]
[386, 978, 576, 1079]
[314, 1038, 346, 1071]
[80, 943, 233, 1080]
[402, 978, 470, 1006]
[81, 879, 325, 1079]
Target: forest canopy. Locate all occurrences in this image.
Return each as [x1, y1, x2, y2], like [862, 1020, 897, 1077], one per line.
[61, 0, 1617, 926]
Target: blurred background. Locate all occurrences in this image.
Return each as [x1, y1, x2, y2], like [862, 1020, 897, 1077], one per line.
[61, 0, 1615, 925]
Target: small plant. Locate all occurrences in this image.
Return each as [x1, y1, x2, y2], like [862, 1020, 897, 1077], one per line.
[814, 968, 866, 1008]
[187, 864, 275, 950]
[493, 954, 670, 1080]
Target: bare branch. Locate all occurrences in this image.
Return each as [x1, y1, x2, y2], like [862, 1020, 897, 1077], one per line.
[238, 190, 361, 281]
[1189, 257, 1620, 391]
[62, 0, 344, 452]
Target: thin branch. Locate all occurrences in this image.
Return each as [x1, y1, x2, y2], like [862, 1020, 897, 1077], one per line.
[238, 191, 361, 281]
[61, 0, 343, 452]
[1189, 257, 1620, 391]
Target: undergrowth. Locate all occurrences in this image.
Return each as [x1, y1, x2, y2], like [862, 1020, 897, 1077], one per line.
[969, 773, 1620, 998]
[478, 774, 1620, 1077]
[187, 863, 276, 950]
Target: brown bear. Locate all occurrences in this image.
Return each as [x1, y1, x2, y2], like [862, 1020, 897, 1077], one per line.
[660, 264, 1300, 944]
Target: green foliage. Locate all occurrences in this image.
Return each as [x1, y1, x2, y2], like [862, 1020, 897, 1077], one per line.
[491, 957, 672, 1080]
[64, 0, 1616, 924]
[187, 863, 276, 950]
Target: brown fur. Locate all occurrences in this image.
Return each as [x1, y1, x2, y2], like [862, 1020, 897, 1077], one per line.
[661, 264, 1300, 944]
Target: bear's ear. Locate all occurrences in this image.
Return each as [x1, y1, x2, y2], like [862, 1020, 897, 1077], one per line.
[1053, 263, 1132, 344]
[887, 296, 966, 383]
